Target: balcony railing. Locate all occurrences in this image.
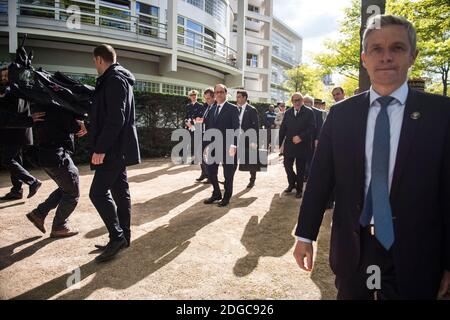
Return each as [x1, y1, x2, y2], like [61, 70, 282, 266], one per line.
[16, 0, 168, 43]
[177, 29, 237, 68]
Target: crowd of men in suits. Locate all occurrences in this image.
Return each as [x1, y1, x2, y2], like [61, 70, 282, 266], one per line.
[1, 14, 449, 300]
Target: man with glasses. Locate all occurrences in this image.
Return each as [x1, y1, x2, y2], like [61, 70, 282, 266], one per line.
[279, 92, 315, 199]
[203, 84, 240, 207]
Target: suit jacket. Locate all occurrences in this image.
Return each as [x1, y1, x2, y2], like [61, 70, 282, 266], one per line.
[311, 107, 325, 141]
[295, 89, 450, 298]
[90, 63, 140, 170]
[279, 106, 315, 159]
[185, 101, 203, 127]
[238, 104, 260, 171]
[204, 101, 240, 163]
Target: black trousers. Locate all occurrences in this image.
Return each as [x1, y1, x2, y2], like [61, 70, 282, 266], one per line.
[35, 153, 79, 230]
[207, 163, 237, 201]
[335, 226, 400, 300]
[1, 144, 36, 193]
[89, 165, 131, 243]
[283, 156, 306, 192]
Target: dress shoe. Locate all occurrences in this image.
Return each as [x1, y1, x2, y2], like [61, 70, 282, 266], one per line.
[202, 179, 211, 184]
[217, 199, 230, 207]
[295, 191, 303, 199]
[284, 186, 295, 193]
[26, 210, 46, 233]
[196, 174, 207, 182]
[27, 180, 42, 198]
[95, 239, 130, 251]
[0, 191, 23, 200]
[204, 195, 222, 204]
[50, 226, 79, 238]
[247, 180, 255, 188]
[95, 237, 128, 263]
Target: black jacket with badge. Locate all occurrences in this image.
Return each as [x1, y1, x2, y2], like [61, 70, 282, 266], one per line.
[90, 63, 140, 170]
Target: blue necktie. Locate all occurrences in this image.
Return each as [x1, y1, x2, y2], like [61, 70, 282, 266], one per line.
[360, 96, 395, 250]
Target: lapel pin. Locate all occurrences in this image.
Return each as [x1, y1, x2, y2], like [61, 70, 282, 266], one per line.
[410, 112, 421, 120]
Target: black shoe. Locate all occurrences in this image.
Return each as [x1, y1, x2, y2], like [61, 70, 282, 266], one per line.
[95, 239, 130, 251]
[202, 179, 211, 184]
[28, 180, 42, 199]
[95, 238, 128, 263]
[247, 180, 255, 188]
[204, 195, 222, 204]
[0, 191, 23, 200]
[295, 191, 303, 199]
[218, 199, 229, 207]
[196, 174, 207, 182]
[284, 186, 295, 193]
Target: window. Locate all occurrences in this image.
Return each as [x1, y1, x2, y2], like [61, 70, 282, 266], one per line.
[183, 0, 227, 23]
[248, 4, 260, 13]
[246, 53, 258, 68]
[135, 81, 160, 93]
[162, 84, 184, 95]
[137, 2, 159, 38]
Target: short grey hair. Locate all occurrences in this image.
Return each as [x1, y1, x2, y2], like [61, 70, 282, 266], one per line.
[303, 95, 314, 103]
[362, 15, 417, 54]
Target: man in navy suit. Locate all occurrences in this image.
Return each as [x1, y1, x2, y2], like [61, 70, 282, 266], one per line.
[203, 84, 240, 207]
[293, 15, 450, 299]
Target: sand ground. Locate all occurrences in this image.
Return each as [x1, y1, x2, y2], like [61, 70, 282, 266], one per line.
[0, 156, 336, 300]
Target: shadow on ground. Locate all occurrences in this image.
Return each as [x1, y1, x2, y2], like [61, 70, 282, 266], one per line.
[14, 189, 257, 299]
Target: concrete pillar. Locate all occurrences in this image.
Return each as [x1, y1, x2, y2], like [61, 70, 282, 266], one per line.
[8, 0, 18, 54]
[159, 0, 177, 74]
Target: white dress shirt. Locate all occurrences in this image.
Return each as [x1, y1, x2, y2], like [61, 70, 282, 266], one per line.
[297, 81, 409, 244]
[238, 103, 247, 127]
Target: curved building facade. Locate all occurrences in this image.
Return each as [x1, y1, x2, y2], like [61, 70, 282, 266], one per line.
[0, 0, 302, 102]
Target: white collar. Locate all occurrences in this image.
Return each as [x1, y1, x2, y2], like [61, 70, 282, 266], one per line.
[370, 81, 409, 106]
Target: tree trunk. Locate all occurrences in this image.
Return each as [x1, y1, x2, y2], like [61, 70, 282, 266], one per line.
[442, 66, 448, 96]
[359, 0, 386, 92]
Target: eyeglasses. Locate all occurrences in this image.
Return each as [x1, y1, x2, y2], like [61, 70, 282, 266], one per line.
[292, 99, 302, 102]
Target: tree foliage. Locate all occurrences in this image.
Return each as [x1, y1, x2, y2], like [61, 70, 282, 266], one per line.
[386, 0, 450, 96]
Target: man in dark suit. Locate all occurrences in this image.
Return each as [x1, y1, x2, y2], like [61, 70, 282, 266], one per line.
[184, 89, 203, 165]
[0, 67, 42, 200]
[279, 92, 315, 199]
[293, 15, 450, 299]
[203, 84, 240, 207]
[303, 95, 326, 182]
[89, 44, 141, 263]
[196, 87, 215, 184]
[236, 90, 260, 188]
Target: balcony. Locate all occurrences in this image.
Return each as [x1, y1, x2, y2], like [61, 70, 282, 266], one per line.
[177, 29, 237, 68]
[14, 0, 168, 47]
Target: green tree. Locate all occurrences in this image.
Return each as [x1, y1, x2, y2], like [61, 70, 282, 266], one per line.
[313, 0, 361, 81]
[387, 0, 450, 96]
[284, 63, 327, 99]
